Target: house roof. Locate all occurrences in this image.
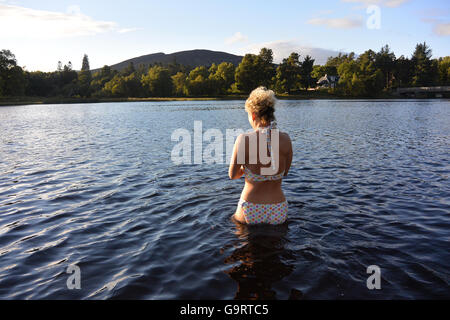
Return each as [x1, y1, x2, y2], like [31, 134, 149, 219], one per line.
[317, 74, 339, 84]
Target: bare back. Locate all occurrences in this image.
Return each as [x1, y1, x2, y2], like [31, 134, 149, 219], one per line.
[229, 130, 293, 204]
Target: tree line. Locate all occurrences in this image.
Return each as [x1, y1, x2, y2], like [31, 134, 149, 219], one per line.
[0, 42, 449, 99]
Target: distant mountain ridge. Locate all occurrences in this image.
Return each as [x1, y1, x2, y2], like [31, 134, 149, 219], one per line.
[95, 49, 244, 72]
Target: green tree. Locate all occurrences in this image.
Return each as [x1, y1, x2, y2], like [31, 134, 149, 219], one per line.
[0, 50, 18, 96]
[25, 71, 53, 96]
[122, 73, 142, 97]
[393, 55, 413, 88]
[209, 62, 235, 94]
[257, 48, 276, 88]
[78, 54, 92, 97]
[103, 75, 125, 97]
[300, 55, 315, 89]
[235, 48, 276, 93]
[337, 59, 359, 95]
[358, 50, 385, 96]
[338, 50, 384, 97]
[311, 65, 338, 84]
[0, 50, 27, 96]
[141, 66, 173, 97]
[235, 54, 259, 93]
[437, 56, 450, 86]
[326, 52, 355, 71]
[185, 66, 211, 95]
[172, 72, 188, 96]
[311, 65, 325, 83]
[122, 62, 136, 76]
[60, 61, 78, 97]
[188, 66, 209, 80]
[102, 72, 141, 97]
[4, 66, 26, 96]
[275, 52, 302, 94]
[167, 59, 185, 76]
[91, 65, 116, 96]
[375, 45, 396, 89]
[208, 63, 218, 76]
[412, 42, 437, 87]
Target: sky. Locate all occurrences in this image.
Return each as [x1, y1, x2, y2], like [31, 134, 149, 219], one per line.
[0, 0, 449, 71]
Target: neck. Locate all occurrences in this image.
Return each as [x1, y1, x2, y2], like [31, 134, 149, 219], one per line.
[255, 122, 270, 129]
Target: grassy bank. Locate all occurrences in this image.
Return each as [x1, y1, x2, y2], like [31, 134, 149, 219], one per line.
[0, 96, 248, 106]
[0, 91, 437, 107]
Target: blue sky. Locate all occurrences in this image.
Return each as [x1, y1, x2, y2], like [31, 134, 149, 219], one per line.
[0, 0, 448, 71]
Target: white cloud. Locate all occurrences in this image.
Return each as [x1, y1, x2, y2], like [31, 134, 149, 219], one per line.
[419, 8, 450, 37]
[433, 23, 450, 36]
[384, 0, 409, 7]
[118, 28, 142, 34]
[307, 17, 363, 29]
[341, 0, 409, 8]
[225, 32, 248, 45]
[0, 4, 138, 39]
[244, 40, 346, 65]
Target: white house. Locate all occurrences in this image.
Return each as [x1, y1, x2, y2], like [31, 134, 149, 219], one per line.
[317, 74, 340, 88]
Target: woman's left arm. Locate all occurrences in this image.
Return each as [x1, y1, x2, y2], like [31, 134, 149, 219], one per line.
[229, 134, 245, 180]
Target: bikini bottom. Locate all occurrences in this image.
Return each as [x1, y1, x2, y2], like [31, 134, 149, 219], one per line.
[237, 198, 288, 225]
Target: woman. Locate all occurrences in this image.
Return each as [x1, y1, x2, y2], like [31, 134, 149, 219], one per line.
[229, 87, 293, 225]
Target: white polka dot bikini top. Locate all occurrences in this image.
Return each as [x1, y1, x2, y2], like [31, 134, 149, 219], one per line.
[243, 166, 285, 182]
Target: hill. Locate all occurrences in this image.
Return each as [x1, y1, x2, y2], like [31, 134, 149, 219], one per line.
[95, 49, 244, 72]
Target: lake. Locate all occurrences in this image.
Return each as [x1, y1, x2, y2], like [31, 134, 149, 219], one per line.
[0, 99, 449, 299]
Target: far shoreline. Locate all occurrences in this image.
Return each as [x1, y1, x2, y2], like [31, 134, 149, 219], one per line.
[1, 93, 448, 107]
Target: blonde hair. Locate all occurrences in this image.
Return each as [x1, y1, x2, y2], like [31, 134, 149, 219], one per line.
[245, 86, 277, 125]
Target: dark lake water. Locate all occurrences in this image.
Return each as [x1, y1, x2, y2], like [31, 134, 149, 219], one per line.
[0, 99, 449, 299]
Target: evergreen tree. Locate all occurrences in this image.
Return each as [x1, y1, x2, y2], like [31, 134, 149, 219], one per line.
[257, 48, 276, 88]
[375, 45, 396, 89]
[235, 48, 275, 93]
[412, 42, 437, 87]
[337, 50, 384, 96]
[78, 54, 92, 97]
[275, 53, 302, 94]
[300, 55, 315, 89]
[393, 55, 414, 88]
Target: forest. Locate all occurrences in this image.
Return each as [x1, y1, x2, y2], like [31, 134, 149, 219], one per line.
[0, 42, 449, 100]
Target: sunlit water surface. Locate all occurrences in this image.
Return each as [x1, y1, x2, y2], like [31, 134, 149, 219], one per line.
[0, 100, 449, 299]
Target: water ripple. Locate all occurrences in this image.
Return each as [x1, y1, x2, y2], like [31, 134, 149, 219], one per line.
[0, 100, 449, 299]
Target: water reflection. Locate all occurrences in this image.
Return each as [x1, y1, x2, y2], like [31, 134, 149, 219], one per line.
[224, 219, 297, 300]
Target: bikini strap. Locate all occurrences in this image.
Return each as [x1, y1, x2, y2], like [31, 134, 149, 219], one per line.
[257, 122, 278, 172]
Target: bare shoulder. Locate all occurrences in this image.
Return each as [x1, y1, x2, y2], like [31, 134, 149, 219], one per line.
[279, 131, 292, 145]
[235, 132, 254, 150]
[279, 131, 291, 141]
[277, 131, 292, 154]
[238, 131, 258, 142]
[236, 132, 249, 143]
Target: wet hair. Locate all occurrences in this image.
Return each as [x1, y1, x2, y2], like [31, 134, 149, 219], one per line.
[245, 86, 277, 125]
